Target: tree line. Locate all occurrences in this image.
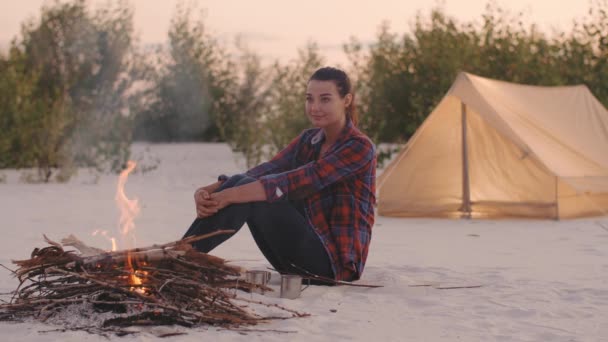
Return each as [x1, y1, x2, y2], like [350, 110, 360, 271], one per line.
[1, 0, 606, 181]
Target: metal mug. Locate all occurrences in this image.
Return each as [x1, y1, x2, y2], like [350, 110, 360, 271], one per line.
[245, 270, 271, 294]
[280, 274, 308, 299]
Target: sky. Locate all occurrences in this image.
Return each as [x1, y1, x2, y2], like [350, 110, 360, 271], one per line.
[0, 0, 595, 64]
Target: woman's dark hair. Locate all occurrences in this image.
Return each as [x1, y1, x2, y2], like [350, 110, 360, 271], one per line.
[309, 67, 358, 126]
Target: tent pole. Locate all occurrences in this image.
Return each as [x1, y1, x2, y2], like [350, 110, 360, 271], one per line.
[461, 102, 472, 219]
[554, 176, 559, 220]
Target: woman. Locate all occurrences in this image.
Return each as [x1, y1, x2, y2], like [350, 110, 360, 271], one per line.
[182, 67, 376, 282]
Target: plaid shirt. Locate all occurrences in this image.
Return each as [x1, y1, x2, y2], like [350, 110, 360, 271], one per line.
[246, 121, 376, 281]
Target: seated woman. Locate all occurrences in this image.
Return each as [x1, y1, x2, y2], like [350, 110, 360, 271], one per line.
[182, 66, 376, 283]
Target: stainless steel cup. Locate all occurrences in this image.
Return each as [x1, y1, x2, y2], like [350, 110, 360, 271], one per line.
[245, 270, 271, 294]
[280, 274, 303, 299]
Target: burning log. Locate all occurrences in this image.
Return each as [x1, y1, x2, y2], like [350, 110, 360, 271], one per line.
[0, 232, 308, 336]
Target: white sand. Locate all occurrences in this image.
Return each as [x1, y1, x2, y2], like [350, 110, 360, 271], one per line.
[1, 143, 607, 341]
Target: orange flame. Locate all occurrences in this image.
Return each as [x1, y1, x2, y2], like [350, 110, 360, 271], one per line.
[115, 161, 144, 289]
[116, 161, 140, 237]
[130, 273, 142, 286]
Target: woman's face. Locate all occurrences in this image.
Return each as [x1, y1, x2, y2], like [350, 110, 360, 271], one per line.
[305, 80, 351, 129]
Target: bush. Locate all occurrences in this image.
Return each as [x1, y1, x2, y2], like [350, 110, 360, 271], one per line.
[0, 0, 142, 181]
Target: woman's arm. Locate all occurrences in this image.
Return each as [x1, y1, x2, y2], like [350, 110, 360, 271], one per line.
[258, 137, 375, 202]
[209, 180, 266, 210]
[245, 131, 307, 178]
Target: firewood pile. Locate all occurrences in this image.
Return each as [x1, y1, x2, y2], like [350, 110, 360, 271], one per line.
[0, 230, 307, 337]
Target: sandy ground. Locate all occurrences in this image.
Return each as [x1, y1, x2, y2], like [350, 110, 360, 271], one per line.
[1, 143, 607, 341]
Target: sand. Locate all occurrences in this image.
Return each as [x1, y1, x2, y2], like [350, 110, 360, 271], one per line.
[1, 143, 606, 341]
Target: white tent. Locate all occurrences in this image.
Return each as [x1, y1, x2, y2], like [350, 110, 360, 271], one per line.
[377, 72, 608, 219]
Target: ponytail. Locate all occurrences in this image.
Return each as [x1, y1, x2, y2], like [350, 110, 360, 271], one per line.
[346, 93, 358, 126]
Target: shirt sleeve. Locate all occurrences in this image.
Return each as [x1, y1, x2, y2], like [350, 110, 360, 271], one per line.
[259, 137, 375, 202]
[245, 132, 303, 179]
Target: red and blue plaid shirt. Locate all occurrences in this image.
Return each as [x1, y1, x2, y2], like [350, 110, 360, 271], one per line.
[246, 121, 376, 281]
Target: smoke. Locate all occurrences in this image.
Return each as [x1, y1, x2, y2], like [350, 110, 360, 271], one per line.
[131, 6, 217, 143]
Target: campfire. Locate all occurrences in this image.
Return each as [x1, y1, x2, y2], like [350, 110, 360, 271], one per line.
[0, 162, 307, 337]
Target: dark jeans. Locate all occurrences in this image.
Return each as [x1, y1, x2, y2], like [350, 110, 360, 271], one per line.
[182, 174, 335, 281]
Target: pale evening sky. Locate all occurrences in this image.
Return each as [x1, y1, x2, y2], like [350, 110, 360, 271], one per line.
[0, 0, 593, 64]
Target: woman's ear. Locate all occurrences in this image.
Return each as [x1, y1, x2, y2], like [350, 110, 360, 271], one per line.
[344, 93, 353, 108]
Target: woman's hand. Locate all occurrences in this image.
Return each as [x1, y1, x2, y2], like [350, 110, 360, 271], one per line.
[194, 179, 264, 218]
[194, 187, 219, 218]
[209, 189, 235, 211]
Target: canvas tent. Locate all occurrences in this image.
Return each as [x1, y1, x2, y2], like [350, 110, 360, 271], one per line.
[377, 72, 608, 219]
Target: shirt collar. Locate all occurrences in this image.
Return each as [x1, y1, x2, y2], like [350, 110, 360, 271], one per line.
[310, 120, 355, 147]
[311, 130, 324, 145]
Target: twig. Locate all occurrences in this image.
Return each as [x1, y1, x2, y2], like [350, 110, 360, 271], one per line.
[408, 284, 483, 290]
[218, 328, 297, 334]
[237, 298, 310, 318]
[158, 278, 174, 293]
[0, 263, 18, 275]
[435, 285, 483, 290]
